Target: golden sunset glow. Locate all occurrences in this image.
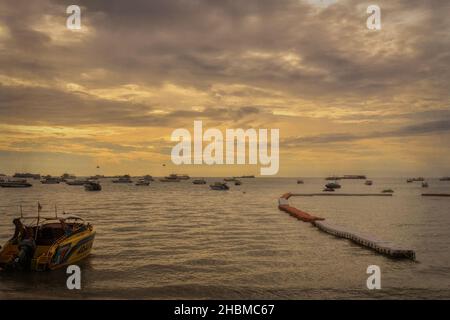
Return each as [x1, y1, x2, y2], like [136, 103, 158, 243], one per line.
[0, 0, 449, 177]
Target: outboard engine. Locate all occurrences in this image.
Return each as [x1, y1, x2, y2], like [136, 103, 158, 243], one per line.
[11, 239, 36, 271]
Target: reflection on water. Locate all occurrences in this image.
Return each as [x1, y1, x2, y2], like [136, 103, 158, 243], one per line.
[0, 178, 449, 299]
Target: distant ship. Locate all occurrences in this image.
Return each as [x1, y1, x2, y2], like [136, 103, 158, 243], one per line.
[66, 179, 90, 186]
[407, 177, 425, 182]
[41, 177, 61, 184]
[210, 182, 229, 190]
[85, 181, 102, 191]
[192, 179, 207, 185]
[112, 175, 132, 183]
[0, 179, 32, 188]
[159, 174, 181, 182]
[325, 175, 366, 180]
[325, 182, 341, 189]
[13, 173, 41, 179]
[61, 173, 76, 181]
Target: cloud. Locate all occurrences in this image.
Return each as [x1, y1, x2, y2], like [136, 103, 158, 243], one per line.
[0, 0, 449, 175]
[283, 119, 450, 146]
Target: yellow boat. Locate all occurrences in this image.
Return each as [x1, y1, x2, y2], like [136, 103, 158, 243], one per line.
[0, 214, 95, 271]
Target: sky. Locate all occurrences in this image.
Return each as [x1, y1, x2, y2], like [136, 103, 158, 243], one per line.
[0, 0, 449, 177]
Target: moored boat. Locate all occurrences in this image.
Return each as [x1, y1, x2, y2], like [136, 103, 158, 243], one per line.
[325, 182, 341, 189]
[210, 182, 229, 190]
[0, 213, 95, 271]
[192, 179, 206, 185]
[112, 175, 132, 183]
[234, 180, 242, 186]
[66, 179, 90, 186]
[41, 177, 60, 184]
[159, 174, 181, 182]
[13, 173, 41, 180]
[365, 180, 373, 186]
[422, 182, 429, 188]
[142, 175, 154, 181]
[297, 179, 304, 184]
[84, 181, 102, 191]
[135, 179, 150, 186]
[0, 180, 32, 188]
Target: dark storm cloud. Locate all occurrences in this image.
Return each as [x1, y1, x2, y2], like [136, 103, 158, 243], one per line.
[0, 0, 449, 127]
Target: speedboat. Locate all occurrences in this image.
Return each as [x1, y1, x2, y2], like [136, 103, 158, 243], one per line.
[406, 178, 413, 183]
[112, 175, 132, 183]
[61, 173, 76, 181]
[84, 181, 102, 191]
[210, 182, 229, 190]
[41, 177, 60, 184]
[0, 213, 95, 271]
[325, 182, 341, 189]
[297, 179, 304, 184]
[0, 179, 32, 188]
[66, 179, 90, 186]
[142, 175, 154, 181]
[365, 180, 373, 186]
[160, 174, 181, 182]
[234, 180, 242, 186]
[192, 179, 206, 185]
[135, 179, 150, 186]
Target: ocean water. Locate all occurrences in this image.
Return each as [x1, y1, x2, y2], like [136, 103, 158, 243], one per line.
[0, 178, 449, 299]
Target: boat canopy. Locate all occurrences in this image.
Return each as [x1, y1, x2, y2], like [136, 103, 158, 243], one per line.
[18, 214, 85, 226]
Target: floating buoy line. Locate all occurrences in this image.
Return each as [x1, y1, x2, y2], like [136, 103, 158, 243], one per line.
[278, 193, 415, 260]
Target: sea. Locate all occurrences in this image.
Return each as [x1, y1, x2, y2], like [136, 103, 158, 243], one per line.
[0, 177, 449, 299]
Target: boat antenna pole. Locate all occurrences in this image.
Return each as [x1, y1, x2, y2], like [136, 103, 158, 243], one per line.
[20, 205, 23, 218]
[55, 204, 58, 218]
[35, 201, 41, 240]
